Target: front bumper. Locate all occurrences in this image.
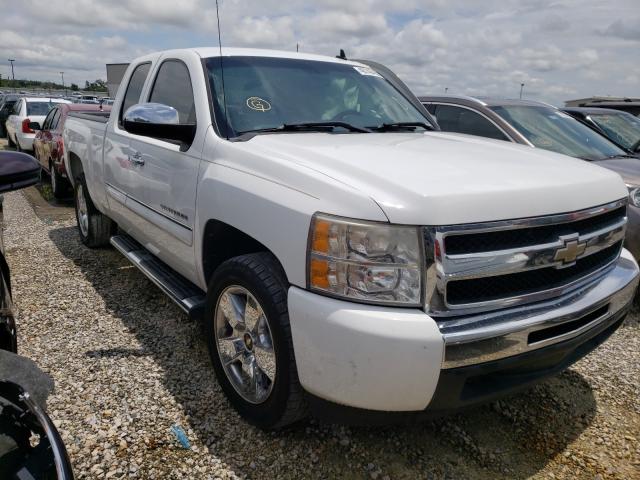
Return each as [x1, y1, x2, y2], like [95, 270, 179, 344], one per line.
[288, 249, 638, 413]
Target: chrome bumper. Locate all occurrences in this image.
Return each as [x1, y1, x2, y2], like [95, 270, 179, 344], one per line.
[440, 248, 639, 369]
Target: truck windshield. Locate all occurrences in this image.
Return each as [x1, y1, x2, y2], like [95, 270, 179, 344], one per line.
[205, 56, 432, 137]
[588, 112, 640, 151]
[491, 105, 627, 161]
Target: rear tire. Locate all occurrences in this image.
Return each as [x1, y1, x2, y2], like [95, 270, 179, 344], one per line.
[74, 173, 116, 247]
[50, 162, 68, 199]
[205, 252, 307, 429]
[7, 135, 15, 148]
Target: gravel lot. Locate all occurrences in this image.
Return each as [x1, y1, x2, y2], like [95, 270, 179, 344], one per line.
[2, 142, 639, 479]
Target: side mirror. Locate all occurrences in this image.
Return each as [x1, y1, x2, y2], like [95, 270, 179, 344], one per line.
[28, 121, 41, 131]
[123, 103, 196, 145]
[0, 151, 40, 193]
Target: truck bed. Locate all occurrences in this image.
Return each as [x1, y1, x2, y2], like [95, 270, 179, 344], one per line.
[67, 111, 111, 123]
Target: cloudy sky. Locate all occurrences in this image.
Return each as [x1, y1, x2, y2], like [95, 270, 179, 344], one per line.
[0, 0, 638, 105]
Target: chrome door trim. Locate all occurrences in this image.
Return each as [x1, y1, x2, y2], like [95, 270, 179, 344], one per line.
[106, 181, 193, 245]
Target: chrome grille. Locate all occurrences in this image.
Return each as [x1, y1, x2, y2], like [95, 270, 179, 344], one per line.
[425, 200, 627, 317]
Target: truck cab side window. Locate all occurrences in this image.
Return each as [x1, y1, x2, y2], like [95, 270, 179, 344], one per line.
[434, 104, 508, 141]
[149, 60, 196, 125]
[120, 62, 151, 125]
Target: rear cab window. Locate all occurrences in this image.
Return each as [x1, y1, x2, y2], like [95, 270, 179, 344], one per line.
[119, 62, 152, 125]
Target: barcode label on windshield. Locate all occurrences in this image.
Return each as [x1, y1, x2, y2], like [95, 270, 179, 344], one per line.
[354, 66, 383, 78]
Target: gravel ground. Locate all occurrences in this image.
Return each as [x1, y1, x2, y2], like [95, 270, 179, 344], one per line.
[2, 152, 639, 478]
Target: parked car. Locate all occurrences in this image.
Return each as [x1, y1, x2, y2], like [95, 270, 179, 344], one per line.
[562, 107, 640, 156]
[0, 151, 74, 479]
[420, 95, 640, 258]
[64, 48, 638, 429]
[578, 100, 640, 117]
[5, 98, 71, 152]
[33, 103, 111, 198]
[0, 95, 21, 139]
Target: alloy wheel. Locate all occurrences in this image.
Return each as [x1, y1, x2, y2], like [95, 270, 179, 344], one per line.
[76, 184, 89, 237]
[214, 285, 276, 404]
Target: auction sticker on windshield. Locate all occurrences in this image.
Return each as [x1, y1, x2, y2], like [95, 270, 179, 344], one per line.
[246, 97, 272, 112]
[353, 66, 383, 78]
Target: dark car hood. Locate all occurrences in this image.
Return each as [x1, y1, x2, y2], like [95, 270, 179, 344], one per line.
[592, 157, 640, 186]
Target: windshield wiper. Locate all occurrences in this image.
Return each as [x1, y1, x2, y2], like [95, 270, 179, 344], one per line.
[237, 122, 371, 136]
[604, 154, 638, 160]
[369, 122, 434, 132]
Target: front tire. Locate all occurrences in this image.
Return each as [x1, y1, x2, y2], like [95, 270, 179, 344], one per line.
[205, 252, 307, 429]
[74, 173, 116, 247]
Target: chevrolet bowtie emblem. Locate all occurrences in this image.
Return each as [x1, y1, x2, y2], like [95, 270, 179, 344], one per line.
[554, 239, 587, 264]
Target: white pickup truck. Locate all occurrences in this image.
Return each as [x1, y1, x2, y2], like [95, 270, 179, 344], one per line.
[64, 47, 639, 429]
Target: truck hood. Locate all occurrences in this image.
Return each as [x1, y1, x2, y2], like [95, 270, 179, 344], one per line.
[246, 132, 627, 225]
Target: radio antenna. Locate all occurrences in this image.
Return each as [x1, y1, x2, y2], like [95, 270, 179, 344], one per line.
[215, 0, 229, 139]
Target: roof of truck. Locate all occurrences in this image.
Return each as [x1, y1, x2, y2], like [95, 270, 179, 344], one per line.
[186, 47, 365, 65]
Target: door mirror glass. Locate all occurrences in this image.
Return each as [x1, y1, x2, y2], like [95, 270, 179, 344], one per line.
[123, 103, 196, 145]
[0, 152, 40, 193]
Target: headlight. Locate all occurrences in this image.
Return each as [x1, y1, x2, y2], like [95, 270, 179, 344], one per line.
[307, 213, 423, 306]
[628, 186, 640, 208]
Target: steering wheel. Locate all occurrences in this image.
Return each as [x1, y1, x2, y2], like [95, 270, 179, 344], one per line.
[631, 138, 640, 153]
[331, 109, 366, 122]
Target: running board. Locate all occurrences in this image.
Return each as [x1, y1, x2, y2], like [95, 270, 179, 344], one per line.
[110, 234, 205, 320]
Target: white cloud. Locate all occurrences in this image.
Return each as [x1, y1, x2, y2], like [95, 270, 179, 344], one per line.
[0, 0, 638, 105]
[311, 12, 388, 37]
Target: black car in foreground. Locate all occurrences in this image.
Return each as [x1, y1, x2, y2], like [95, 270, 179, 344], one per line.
[562, 107, 640, 156]
[419, 95, 640, 258]
[0, 151, 74, 480]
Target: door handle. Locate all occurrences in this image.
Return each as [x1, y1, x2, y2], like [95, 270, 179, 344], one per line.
[128, 151, 145, 166]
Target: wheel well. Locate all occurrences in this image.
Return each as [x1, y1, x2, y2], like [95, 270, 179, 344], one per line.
[68, 152, 83, 183]
[202, 220, 283, 284]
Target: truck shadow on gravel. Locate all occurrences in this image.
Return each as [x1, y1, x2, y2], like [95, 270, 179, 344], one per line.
[49, 225, 598, 480]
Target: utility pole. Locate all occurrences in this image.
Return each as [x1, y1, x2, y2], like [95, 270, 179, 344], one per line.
[445, 87, 449, 93]
[519, 82, 525, 99]
[8, 59, 15, 87]
[60, 71, 66, 96]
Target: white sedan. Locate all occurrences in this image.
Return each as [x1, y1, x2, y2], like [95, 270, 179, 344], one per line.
[5, 97, 71, 152]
